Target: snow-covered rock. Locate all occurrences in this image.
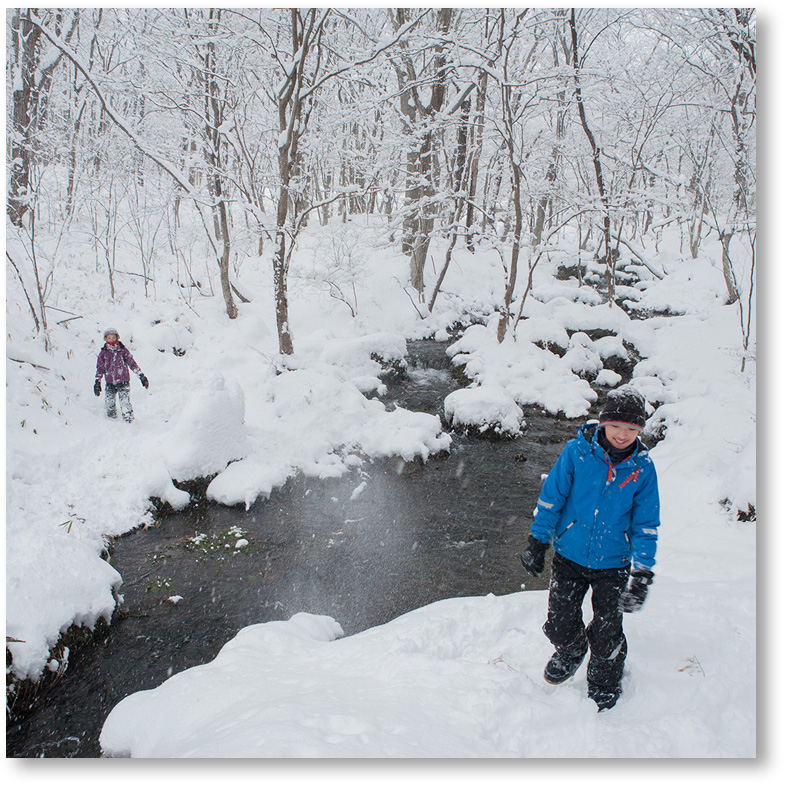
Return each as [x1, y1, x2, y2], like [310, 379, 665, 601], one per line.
[445, 384, 524, 437]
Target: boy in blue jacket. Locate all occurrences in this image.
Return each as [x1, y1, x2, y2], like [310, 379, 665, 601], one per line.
[520, 385, 660, 711]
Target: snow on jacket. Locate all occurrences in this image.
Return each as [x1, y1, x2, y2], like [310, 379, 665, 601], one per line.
[531, 422, 660, 570]
[95, 342, 142, 385]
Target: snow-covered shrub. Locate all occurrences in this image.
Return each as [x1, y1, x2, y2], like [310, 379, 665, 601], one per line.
[562, 332, 603, 380]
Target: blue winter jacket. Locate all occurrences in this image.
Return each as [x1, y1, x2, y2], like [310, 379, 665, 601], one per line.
[531, 423, 660, 570]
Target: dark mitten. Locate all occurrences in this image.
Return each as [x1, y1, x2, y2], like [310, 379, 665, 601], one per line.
[619, 568, 654, 612]
[94, 379, 102, 396]
[520, 534, 549, 577]
[139, 373, 149, 389]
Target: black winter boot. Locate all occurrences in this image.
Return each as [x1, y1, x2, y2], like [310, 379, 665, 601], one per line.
[588, 679, 622, 711]
[586, 636, 627, 711]
[543, 644, 588, 685]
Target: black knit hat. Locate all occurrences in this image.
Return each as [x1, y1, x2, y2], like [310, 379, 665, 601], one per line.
[598, 385, 647, 429]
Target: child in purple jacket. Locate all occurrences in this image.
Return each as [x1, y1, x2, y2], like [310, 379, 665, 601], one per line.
[94, 328, 149, 423]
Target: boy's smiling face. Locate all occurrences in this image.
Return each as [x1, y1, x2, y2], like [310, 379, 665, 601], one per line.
[603, 423, 640, 450]
[105, 333, 118, 345]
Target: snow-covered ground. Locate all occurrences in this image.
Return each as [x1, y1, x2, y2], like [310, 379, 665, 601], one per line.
[6, 214, 762, 761]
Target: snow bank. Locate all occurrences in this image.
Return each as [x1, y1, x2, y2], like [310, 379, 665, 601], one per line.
[100, 575, 755, 758]
[356, 406, 451, 461]
[631, 258, 729, 315]
[6, 526, 122, 681]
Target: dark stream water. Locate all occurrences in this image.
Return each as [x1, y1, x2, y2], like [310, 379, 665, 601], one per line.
[6, 339, 575, 758]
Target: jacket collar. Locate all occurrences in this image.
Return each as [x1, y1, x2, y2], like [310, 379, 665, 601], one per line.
[578, 421, 647, 463]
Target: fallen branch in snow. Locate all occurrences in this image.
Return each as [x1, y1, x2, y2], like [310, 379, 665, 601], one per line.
[7, 250, 41, 332]
[609, 233, 665, 279]
[231, 282, 251, 303]
[45, 306, 83, 326]
[397, 278, 428, 319]
[8, 357, 51, 371]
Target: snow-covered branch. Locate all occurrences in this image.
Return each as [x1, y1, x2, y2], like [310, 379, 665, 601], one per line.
[25, 14, 201, 201]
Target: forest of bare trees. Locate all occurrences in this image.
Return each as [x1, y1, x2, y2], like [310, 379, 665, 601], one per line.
[7, 8, 755, 359]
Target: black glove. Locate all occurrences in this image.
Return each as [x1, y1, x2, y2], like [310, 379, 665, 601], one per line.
[94, 379, 101, 396]
[520, 534, 549, 577]
[139, 373, 149, 389]
[619, 568, 654, 612]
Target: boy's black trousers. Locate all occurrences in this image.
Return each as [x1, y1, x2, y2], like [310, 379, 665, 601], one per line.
[544, 552, 630, 689]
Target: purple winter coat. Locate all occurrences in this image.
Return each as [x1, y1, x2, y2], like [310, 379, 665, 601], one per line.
[95, 342, 141, 385]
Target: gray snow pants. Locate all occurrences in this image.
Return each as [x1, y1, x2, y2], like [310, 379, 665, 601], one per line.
[105, 382, 133, 423]
[543, 552, 630, 690]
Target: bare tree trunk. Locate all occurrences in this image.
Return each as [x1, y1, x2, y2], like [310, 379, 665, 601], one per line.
[497, 159, 523, 343]
[495, 9, 532, 343]
[270, 8, 326, 355]
[29, 212, 51, 351]
[65, 96, 87, 218]
[428, 199, 466, 313]
[532, 23, 569, 250]
[391, 8, 454, 296]
[8, 10, 42, 226]
[7, 251, 41, 333]
[719, 232, 740, 304]
[201, 10, 237, 320]
[569, 8, 614, 302]
[273, 227, 294, 356]
[9, 9, 75, 226]
[215, 194, 238, 319]
[465, 67, 488, 251]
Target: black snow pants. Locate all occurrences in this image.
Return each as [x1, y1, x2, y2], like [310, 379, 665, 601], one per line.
[544, 552, 630, 690]
[105, 382, 134, 423]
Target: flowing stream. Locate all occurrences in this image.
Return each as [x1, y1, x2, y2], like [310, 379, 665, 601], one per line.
[7, 339, 576, 758]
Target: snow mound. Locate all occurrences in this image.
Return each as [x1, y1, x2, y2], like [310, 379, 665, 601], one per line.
[444, 384, 524, 437]
[356, 407, 451, 462]
[563, 332, 603, 378]
[595, 369, 622, 387]
[160, 372, 249, 479]
[632, 258, 729, 314]
[207, 459, 295, 509]
[317, 331, 407, 367]
[448, 323, 598, 419]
